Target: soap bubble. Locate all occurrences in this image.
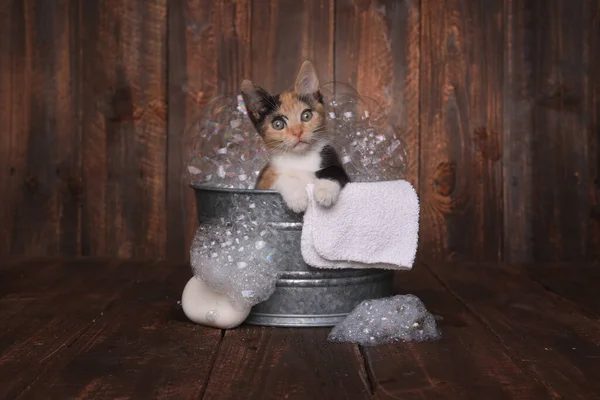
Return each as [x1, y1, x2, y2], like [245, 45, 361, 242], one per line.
[185, 82, 408, 188]
[319, 81, 359, 99]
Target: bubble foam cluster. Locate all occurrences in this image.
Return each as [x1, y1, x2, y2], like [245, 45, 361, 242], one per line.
[186, 83, 408, 188]
[320, 83, 409, 182]
[190, 194, 280, 309]
[328, 294, 442, 346]
[186, 95, 268, 189]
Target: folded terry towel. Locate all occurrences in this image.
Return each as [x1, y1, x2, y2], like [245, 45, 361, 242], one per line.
[301, 180, 419, 270]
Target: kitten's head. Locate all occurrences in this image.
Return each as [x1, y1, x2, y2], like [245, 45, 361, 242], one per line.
[241, 61, 327, 154]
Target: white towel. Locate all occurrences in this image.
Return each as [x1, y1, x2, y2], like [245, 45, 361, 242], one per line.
[301, 180, 419, 270]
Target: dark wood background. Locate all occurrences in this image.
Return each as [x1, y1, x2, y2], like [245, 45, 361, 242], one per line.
[0, 0, 598, 263]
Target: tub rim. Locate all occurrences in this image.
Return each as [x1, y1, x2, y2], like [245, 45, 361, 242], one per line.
[190, 182, 278, 195]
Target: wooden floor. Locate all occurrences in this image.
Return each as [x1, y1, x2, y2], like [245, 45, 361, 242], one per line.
[0, 259, 598, 399]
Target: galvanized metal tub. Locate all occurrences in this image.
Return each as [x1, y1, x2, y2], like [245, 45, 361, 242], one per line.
[191, 183, 394, 327]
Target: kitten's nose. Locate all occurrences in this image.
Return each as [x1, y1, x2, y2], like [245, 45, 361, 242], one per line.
[292, 127, 303, 138]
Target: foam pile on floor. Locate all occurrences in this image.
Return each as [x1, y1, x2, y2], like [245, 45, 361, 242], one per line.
[328, 294, 442, 346]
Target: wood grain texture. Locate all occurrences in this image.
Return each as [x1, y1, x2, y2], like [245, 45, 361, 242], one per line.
[419, 0, 504, 262]
[428, 262, 600, 399]
[588, 0, 600, 261]
[0, 257, 64, 299]
[525, 263, 600, 318]
[0, 259, 129, 399]
[420, 0, 503, 260]
[5, 258, 600, 398]
[167, 0, 251, 261]
[502, 0, 535, 263]
[335, 0, 420, 188]
[251, 0, 334, 93]
[0, 0, 82, 257]
[362, 265, 550, 399]
[504, 0, 600, 263]
[80, 0, 167, 258]
[506, 0, 599, 262]
[203, 326, 371, 399]
[0, 258, 65, 329]
[18, 261, 222, 400]
[1, 0, 599, 263]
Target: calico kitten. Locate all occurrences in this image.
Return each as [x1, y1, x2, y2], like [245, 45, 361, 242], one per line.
[241, 61, 349, 213]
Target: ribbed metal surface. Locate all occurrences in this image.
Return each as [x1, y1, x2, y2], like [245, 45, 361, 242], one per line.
[191, 183, 394, 327]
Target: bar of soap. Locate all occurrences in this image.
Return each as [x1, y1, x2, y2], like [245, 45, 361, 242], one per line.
[181, 276, 251, 329]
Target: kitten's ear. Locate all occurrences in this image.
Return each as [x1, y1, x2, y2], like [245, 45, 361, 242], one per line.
[240, 80, 275, 130]
[294, 61, 319, 95]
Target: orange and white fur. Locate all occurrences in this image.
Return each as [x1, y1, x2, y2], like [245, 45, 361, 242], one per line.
[241, 61, 349, 213]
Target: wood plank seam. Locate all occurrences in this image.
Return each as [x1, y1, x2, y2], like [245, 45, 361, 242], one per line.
[14, 261, 223, 399]
[357, 346, 376, 396]
[422, 262, 562, 398]
[15, 305, 113, 397]
[199, 329, 226, 399]
[8, 260, 154, 398]
[522, 269, 600, 321]
[7, 261, 128, 398]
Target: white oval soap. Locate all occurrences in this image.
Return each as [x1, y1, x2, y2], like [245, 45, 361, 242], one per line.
[181, 276, 251, 329]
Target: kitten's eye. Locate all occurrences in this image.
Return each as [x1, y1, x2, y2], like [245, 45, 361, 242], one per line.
[271, 118, 285, 130]
[301, 110, 313, 122]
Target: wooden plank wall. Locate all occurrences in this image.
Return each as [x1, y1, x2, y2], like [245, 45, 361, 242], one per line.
[0, 0, 598, 263]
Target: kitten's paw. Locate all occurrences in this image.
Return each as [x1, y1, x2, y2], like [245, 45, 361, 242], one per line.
[282, 189, 308, 213]
[314, 179, 341, 207]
